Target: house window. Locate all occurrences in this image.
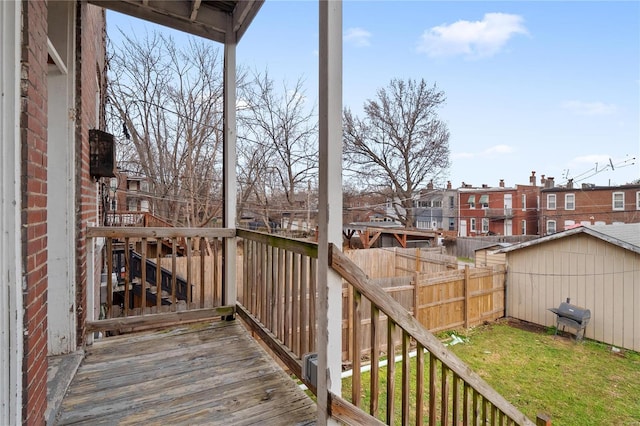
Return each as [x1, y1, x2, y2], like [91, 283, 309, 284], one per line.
[449, 196, 454, 208]
[482, 218, 489, 233]
[470, 218, 476, 232]
[565, 194, 575, 210]
[521, 220, 526, 235]
[521, 194, 526, 211]
[432, 200, 442, 208]
[479, 195, 489, 209]
[636, 191, 640, 210]
[547, 220, 556, 234]
[547, 194, 556, 210]
[612, 192, 624, 210]
[468, 195, 475, 209]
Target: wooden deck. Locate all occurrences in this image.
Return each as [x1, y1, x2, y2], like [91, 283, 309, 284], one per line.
[54, 319, 316, 425]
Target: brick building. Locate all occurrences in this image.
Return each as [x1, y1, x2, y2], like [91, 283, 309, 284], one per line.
[1, 2, 106, 423]
[458, 172, 541, 237]
[540, 181, 640, 235]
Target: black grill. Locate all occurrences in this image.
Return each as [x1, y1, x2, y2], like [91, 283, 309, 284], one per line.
[548, 299, 591, 341]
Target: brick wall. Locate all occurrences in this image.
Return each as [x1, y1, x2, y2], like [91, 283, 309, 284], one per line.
[20, 0, 49, 423]
[541, 185, 640, 234]
[74, 3, 106, 346]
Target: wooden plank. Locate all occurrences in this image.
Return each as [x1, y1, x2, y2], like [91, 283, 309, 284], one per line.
[87, 226, 235, 239]
[386, 321, 395, 425]
[370, 305, 380, 417]
[85, 306, 234, 333]
[237, 228, 318, 258]
[329, 392, 386, 426]
[401, 332, 410, 425]
[352, 289, 362, 407]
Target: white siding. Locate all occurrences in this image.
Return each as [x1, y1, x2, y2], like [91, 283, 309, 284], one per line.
[506, 234, 640, 351]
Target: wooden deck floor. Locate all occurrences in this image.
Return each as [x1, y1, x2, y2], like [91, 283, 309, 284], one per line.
[54, 320, 316, 425]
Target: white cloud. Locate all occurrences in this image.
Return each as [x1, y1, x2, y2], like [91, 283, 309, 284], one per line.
[484, 144, 514, 155]
[345, 27, 372, 47]
[561, 100, 617, 116]
[417, 13, 528, 59]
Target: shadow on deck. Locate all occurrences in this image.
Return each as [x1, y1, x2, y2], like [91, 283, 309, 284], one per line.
[53, 320, 316, 425]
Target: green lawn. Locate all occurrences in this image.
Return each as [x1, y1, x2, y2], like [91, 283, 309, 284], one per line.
[342, 320, 640, 425]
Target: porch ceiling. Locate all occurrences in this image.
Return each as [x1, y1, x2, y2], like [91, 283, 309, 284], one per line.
[87, 0, 263, 43]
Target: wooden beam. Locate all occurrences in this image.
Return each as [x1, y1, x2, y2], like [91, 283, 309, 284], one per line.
[85, 306, 235, 333]
[329, 392, 386, 426]
[190, 0, 202, 21]
[86, 226, 235, 239]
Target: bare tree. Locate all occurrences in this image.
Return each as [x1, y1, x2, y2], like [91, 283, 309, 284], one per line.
[107, 31, 230, 227]
[343, 78, 450, 228]
[237, 71, 317, 232]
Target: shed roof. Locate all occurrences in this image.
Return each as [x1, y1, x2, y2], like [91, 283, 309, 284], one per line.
[496, 223, 640, 255]
[474, 242, 512, 252]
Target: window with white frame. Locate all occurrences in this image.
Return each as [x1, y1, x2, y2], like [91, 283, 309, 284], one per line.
[470, 218, 476, 231]
[636, 191, 640, 210]
[612, 192, 624, 210]
[521, 194, 526, 211]
[547, 194, 556, 210]
[565, 193, 575, 210]
[482, 218, 489, 233]
[521, 220, 526, 235]
[547, 220, 556, 234]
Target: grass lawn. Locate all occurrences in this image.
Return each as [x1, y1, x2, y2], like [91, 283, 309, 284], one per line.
[342, 319, 640, 425]
[445, 320, 640, 425]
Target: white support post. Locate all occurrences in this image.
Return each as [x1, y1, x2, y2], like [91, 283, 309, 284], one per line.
[222, 22, 238, 313]
[0, 1, 23, 423]
[317, 1, 342, 424]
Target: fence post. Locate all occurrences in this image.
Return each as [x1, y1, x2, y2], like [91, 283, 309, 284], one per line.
[464, 265, 470, 328]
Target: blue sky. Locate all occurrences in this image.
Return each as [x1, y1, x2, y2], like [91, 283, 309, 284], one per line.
[107, 1, 639, 189]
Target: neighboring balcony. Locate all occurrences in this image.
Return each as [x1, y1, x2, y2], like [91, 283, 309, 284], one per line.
[484, 208, 514, 219]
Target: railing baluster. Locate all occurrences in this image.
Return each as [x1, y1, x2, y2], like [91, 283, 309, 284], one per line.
[370, 305, 380, 418]
[386, 321, 396, 425]
[278, 247, 285, 340]
[156, 238, 161, 312]
[352, 289, 362, 408]
[292, 252, 300, 356]
[429, 352, 437, 426]
[106, 238, 113, 319]
[473, 389, 479, 425]
[300, 255, 308, 355]
[452, 373, 460, 425]
[284, 250, 292, 348]
[309, 257, 317, 352]
[463, 383, 469, 426]
[186, 237, 192, 307]
[441, 364, 450, 425]
[482, 396, 489, 425]
[141, 238, 147, 313]
[267, 244, 274, 330]
[124, 237, 130, 316]
[171, 238, 177, 307]
[200, 236, 205, 309]
[401, 331, 410, 425]
[415, 343, 424, 426]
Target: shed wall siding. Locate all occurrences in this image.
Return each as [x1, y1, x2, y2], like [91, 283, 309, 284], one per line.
[506, 233, 639, 352]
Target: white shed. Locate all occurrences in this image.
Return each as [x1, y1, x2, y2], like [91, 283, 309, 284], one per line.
[499, 224, 640, 352]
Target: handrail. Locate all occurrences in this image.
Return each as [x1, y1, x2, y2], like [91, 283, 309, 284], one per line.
[328, 243, 535, 425]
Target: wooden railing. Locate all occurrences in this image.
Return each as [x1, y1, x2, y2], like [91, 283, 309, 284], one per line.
[86, 227, 235, 333]
[235, 228, 318, 386]
[329, 243, 534, 425]
[234, 230, 535, 425]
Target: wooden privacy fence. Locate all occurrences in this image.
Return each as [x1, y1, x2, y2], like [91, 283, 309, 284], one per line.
[341, 265, 506, 361]
[345, 247, 456, 279]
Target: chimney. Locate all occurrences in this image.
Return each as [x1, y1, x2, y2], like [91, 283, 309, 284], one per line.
[540, 174, 546, 186]
[567, 178, 573, 189]
[446, 181, 452, 190]
[530, 171, 536, 186]
[482, 184, 488, 189]
[545, 177, 555, 188]
[499, 179, 505, 188]
[427, 180, 434, 190]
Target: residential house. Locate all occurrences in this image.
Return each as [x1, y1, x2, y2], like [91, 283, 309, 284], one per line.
[458, 172, 540, 237]
[499, 223, 640, 352]
[540, 179, 640, 235]
[414, 180, 458, 232]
